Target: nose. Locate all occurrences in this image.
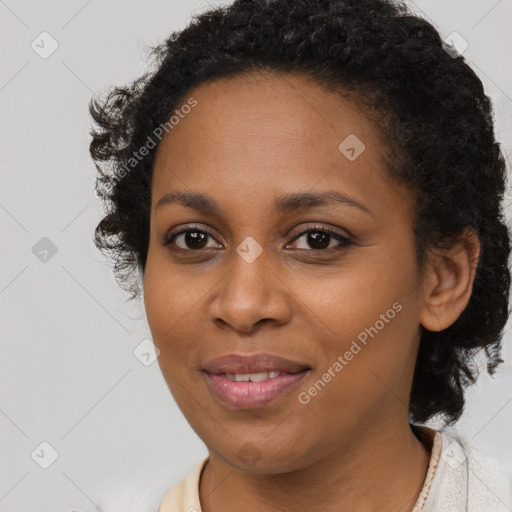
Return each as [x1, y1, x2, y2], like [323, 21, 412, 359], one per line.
[209, 249, 293, 334]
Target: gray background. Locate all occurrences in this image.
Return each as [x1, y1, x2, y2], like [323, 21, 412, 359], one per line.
[1, 0, 511, 510]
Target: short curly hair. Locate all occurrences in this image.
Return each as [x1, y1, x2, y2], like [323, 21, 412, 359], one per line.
[89, 0, 511, 426]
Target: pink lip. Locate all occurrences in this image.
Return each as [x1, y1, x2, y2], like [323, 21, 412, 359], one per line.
[203, 352, 310, 375]
[202, 352, 312, 410]
[205, 370, 310, 410]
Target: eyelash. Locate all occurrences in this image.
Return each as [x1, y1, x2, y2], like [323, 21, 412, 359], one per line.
[162, 224, 356, 255]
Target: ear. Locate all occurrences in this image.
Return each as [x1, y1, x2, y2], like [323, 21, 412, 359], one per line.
[419, 227, 480, 332]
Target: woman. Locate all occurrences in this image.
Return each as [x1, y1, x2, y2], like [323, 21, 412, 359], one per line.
[89, 0, 512, 510]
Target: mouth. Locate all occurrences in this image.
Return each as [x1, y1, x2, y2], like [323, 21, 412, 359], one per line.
[219, 370, 300, 382]
[202, 353, 311, 410]
[203, 352, 311, 375]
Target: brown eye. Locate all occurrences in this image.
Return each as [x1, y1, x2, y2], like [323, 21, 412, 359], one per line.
[302, 231, 331, 250]
[163, 224, 355, 255]
[164, 228, 221, 251]
[287, 226, 354, 252]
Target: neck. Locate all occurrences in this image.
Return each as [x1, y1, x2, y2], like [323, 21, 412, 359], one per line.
[199, 420, 432, 512]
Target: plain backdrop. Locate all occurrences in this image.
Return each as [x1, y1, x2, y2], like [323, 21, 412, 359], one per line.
[1, 0, 511, 510]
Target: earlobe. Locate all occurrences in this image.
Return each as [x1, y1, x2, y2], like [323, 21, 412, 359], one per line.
[419, 228, 480, 332]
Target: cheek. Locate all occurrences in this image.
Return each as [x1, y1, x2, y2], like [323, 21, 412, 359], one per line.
[302, 255, 409, 336]
[295, 306, 418, 443]
[144, 248, 199, 337]
[298, 252, 420, 397]
[144, 256, 206, 413]
[143, 251, 192, 366]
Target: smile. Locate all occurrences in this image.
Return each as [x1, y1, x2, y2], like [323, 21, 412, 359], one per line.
[204, 369, 310, 410]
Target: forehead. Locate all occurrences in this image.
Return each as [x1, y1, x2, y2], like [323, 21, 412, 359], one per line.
[151, 71, 408, 218]
[155, 70, 376, 156]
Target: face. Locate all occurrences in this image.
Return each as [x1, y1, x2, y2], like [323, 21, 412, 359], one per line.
[144, 71, 427, 473]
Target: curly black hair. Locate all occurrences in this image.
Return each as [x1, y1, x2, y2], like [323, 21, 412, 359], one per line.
[89, 0, 511, 426]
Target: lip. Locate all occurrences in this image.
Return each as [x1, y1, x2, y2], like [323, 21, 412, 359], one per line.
[202, 352, 311, 410]
[203, 352, 311, 375]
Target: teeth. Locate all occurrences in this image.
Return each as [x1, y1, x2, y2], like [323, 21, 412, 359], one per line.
[224, 371, 284, 382]
[244, 372, 267, 382]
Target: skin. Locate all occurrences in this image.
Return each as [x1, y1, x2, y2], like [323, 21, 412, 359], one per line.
[143, 71, 480, 512]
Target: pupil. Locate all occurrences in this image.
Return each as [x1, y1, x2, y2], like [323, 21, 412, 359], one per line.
[308, 231, 329, 250]
[186, 231, 207, 249]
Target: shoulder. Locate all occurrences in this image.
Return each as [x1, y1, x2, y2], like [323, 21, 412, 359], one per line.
[424, 427, 512, 512]
[158, 477, 186, 512]
[158, 457, 209, 512]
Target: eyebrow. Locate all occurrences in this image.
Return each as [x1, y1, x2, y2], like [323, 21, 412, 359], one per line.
[154, 190, 373, 216]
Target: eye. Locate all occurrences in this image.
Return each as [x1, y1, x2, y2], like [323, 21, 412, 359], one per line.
[286, 224, 355, 252]
[163, 223, 355, 254]
[163, 226, 222, 252]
